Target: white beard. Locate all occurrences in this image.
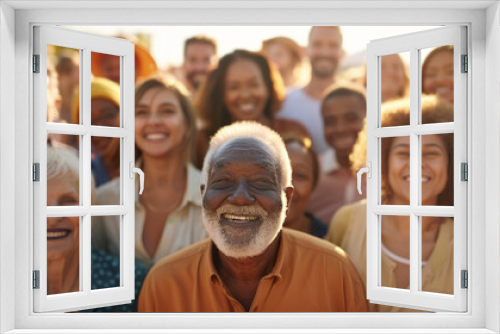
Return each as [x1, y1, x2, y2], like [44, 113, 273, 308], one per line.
[202, 193, 287, 259]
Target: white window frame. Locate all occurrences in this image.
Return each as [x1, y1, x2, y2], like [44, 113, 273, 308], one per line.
[33, 25, 136, 312]
[365, 26, 467, 312]
[1, 1, 498, 333]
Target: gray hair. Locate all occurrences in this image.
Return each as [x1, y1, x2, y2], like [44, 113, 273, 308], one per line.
[47, 146, 96, 204]
[201, 121, 292, 189]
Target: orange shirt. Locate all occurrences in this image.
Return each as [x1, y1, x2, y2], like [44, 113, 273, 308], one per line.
[138, 228, 368, 312]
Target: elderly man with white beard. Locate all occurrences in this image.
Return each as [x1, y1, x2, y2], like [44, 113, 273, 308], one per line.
[138, 121, 367, 312]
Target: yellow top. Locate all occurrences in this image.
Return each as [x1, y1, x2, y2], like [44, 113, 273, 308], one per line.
[138, 228, 368, 312]
[325, 200, 454, 312]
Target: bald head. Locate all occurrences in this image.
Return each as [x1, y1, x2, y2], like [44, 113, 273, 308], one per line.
[308, 26, 343, 44]
[307, 26, 344, 79]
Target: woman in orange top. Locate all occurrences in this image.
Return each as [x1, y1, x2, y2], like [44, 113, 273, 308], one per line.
[192, 49, 310, 169]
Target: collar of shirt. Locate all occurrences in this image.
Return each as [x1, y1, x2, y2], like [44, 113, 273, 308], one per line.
[383, 218, 454, 286]
[204, 230, 287, 286]
[134, 158, 202, 210]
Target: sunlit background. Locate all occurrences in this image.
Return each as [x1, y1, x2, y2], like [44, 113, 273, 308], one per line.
[69, 25, 438, 70]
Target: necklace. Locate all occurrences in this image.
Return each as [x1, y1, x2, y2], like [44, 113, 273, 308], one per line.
[381, 243, 429, 266]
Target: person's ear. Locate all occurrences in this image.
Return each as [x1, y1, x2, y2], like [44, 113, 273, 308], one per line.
[200, 184, 205, 196]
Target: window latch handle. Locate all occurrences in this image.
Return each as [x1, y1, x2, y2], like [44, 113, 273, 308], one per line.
[129, 162, 145, 195]
[357, 162, 371, 195]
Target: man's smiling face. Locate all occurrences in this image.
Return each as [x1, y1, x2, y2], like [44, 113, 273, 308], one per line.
[201, 138, 289, 258]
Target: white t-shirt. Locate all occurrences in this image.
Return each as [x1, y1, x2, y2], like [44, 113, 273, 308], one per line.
[277, 88, 330, 154]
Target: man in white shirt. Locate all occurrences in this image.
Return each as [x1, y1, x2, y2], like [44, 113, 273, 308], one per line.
[277, 26, 344, 155]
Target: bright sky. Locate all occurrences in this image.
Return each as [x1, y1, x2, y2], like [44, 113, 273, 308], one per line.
[70, 25, 439, 69]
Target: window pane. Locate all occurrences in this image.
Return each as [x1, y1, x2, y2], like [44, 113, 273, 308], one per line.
[420, 45, 454, 123]
[91, 136, 121, 193]
[47, 216, 81, 295]
[91, 52, 121, 127]
[420, 216, 454, 295]
[381, 136, 410, 205]
[380, 215, 410, 291]
[47, 139, 81, 206]
[380, 52, 410, 127]
[420, 134, 453, 206]
[47, 44, 80, 125]
[91, 216, 121, 290]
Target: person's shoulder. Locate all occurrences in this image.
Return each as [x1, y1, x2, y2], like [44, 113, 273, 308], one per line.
[186, 164, 203, 207]
[147, 238, 211, 280]
[285, 88, 309, 102]
[96, 178, 120, 200]
[336, 199, 366, 218]
[307, 213, 328, 238]
[328, 200, 366, 236]
[188, 163, 202, 180]
[282, 228, 353, 265]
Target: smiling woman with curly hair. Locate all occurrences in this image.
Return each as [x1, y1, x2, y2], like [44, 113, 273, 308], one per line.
[326, 95, 455, 312]
[192, 49, 310, 169]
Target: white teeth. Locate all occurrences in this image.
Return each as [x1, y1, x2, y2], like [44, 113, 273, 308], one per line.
[145, 133, 167, 140]
[47, 231, 69, 238]
[403, 176, 431, 182]
[223, 213, 258, 221]
[239, 104, 255, 112]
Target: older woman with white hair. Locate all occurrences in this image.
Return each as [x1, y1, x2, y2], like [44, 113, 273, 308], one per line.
[47, 146, 148, 312]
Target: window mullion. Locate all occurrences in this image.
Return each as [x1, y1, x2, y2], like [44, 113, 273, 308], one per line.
[81, 47, 92, 295]
[409, 47, 420, 295]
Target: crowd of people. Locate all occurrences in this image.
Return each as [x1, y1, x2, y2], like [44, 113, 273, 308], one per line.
[45, 26, 456, 313]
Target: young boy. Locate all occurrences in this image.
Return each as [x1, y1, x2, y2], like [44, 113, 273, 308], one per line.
[306, 84, 367, 225]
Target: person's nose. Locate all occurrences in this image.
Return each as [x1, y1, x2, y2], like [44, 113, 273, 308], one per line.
[240, 86, 252, 99]
[46, 216, 60, 227]
[227, 182, 255, 206]
[434, 73, 448, 85]
[147, 111, 162, 125]
[319, 45, 333, 57]
[195, 61, 207, 72]
[331, 120, 345, 134]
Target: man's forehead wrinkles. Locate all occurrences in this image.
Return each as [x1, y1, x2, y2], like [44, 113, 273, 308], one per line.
[211, 156, 276, 173]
